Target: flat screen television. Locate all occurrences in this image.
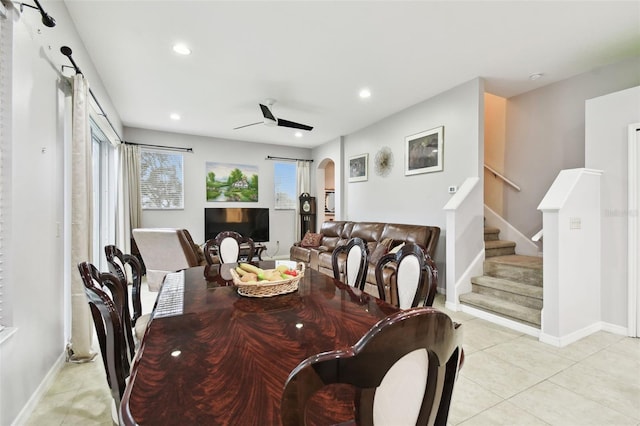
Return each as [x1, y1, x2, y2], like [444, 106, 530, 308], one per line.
[205, 208, 270, 242]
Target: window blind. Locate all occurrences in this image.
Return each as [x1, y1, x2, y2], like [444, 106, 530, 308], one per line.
[140, 149, 184, 210]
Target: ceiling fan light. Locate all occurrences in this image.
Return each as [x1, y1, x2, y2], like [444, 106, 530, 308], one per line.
[173, 43, 191, 55]
[170, 113, 181, 120]
[294, 132, 303, 138]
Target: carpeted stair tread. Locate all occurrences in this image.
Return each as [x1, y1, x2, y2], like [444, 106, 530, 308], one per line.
[459, 292, 541, 327]
[484, 226, 500, 241]
[485, 255, 542, 270]
[484, 240, 516, 257]
[485, 240, 516, 249]
[471, 275, 542, 299]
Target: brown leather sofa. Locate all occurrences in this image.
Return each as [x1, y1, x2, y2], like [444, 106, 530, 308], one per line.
[290, 221, 440, 298]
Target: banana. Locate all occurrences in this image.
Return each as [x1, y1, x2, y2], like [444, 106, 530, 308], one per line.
[235, 266, 247, 276]
[239, 263, 263, 274]
[276, 265, 289, 273]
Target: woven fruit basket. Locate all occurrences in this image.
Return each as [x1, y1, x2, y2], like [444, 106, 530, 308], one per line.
[230, 262, 305, 298]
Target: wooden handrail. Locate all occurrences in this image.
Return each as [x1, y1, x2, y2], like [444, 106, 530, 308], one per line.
[484, 164, 521, 191]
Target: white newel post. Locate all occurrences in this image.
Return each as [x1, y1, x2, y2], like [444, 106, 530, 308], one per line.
[538, 168, 602, 346]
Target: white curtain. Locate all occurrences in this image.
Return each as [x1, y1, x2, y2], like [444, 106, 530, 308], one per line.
[295, 160, 311, 240]
[116, 143, 141, 253]
[69, 74, 95, 361]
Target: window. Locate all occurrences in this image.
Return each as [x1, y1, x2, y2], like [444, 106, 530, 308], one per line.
[90, 120, 116, 270]
[140, 149, 184, 209]
[274, 162, 296, 209]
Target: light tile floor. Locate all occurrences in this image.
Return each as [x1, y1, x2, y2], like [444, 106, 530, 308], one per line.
[24, 291, 640, 426]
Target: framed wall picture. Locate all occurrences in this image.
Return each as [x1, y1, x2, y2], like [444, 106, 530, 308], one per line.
[405, 126, 444, 175]
[206, 162, 259, 202]
[348, 153, 368, 182]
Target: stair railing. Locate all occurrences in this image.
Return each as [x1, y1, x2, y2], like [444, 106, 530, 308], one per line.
[531, 229, 543, 242]
[484, 164, 521, 191]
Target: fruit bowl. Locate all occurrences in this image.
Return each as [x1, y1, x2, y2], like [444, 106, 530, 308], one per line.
[230, 262, 305, 298]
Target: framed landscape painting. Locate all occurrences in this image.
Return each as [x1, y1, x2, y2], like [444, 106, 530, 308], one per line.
[405, 126, 443, 175]
[206, 162, 258, 202]
[349, 154, 368, 182]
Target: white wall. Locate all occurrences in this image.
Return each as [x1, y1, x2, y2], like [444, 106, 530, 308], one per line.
[124, 127, 312, 258]
[503, 57, 640, 238]
[0, 2, 122, 424]
[585, 86, 640, 328]
[340, 78, 485, 284]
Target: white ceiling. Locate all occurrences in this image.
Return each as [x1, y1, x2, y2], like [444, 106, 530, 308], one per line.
[63, 1, 640, 148]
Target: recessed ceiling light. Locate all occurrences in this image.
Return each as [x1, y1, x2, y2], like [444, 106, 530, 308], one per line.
[170, 113, 181, 120]
[172, 43, 191, 55]
[359, 88, 371, 99]
[294, 131, 303, 138]
[529, 73, 543, 81]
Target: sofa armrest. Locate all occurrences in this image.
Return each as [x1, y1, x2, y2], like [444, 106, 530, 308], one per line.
[309, 248, 325, 270]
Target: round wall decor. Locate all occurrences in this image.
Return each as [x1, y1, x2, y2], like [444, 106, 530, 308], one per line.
[374, 146, 394, 177]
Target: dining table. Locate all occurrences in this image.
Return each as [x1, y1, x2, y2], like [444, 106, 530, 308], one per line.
[119, 261, 399, 425]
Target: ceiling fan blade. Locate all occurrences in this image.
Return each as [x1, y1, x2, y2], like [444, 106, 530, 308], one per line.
[233, 121, 262, 130]
[277, 118, 313, 131]
[259, 104, 277, 121]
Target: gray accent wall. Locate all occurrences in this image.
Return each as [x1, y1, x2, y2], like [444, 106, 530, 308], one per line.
[340, 78, 485, 286]
[502, 57, 640, 238]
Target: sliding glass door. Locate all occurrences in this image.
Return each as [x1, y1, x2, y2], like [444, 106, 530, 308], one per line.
[90, 120, 116, 270]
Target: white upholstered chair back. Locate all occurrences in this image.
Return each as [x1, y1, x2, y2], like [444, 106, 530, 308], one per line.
[332, 237, 369, 290]
[218, 237, 241, 263]
[396, 254, 421, 309]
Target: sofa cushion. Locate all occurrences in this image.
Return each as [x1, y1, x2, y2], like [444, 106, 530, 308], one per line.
[350, 222, 385, 243]
[369, 237, 393, 265]
[301, 232, 323, 248]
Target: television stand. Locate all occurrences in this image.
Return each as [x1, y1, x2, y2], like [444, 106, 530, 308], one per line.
[238, 243, 266, 262]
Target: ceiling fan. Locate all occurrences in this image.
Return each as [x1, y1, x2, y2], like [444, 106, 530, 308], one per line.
[234, 100, 313, 131]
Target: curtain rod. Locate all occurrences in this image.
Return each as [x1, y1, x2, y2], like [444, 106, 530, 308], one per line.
[266, 155, 313, 163]
[124, 141, 193, 153]
[60, 46, 125, 143]
[61, 46, 193, 153]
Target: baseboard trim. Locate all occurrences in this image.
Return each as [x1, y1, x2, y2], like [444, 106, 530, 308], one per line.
[459, 304, 540, 338]
[600, 321, 629, 336]
[539, 321, 629, 348]
[11, 351, 67, 426]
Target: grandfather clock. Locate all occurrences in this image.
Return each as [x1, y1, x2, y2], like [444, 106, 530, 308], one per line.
[299, 193, 316, 239]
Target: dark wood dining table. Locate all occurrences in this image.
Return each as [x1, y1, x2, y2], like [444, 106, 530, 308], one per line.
[120, 261, 399, 425]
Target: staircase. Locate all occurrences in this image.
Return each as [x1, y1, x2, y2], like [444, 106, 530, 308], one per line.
[459, 226, 543, 328]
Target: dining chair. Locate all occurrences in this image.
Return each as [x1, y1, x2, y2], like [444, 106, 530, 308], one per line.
[77, 261, 134, 421]
[281, 307, 464, 426]
[204, 231, 255, 264]
[375, 243, 438, 309]
[332, 237, 369, 290]
[104, 245, 150, 342]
